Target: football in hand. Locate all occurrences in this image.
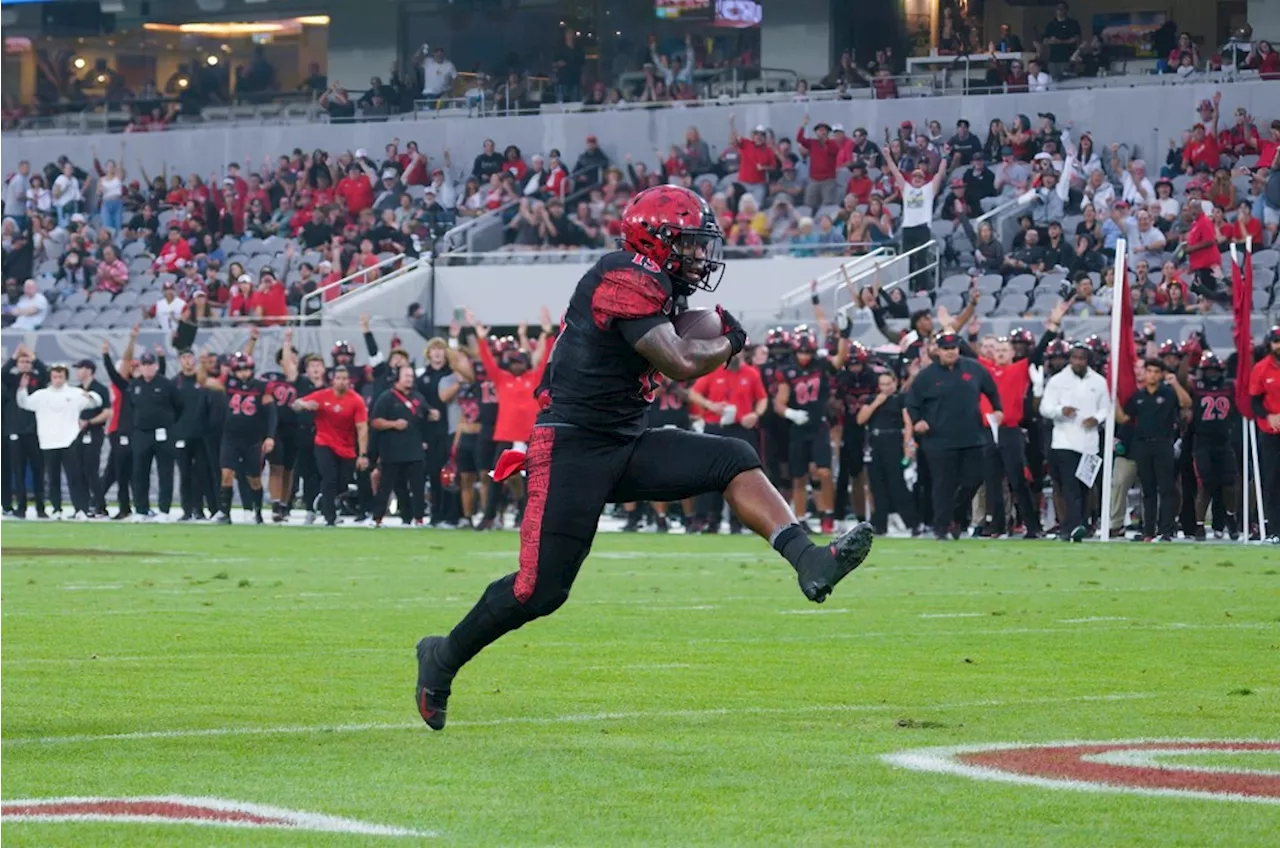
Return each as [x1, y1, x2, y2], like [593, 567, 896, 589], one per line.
[671, 308, 723, 341]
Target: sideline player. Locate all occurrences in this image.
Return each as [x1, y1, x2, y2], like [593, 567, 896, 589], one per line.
[1190, 351, 1239, 539]
[207, 352, 276, 524]
[414, 185, 874, 730]
[773, 327, 847, 535]
[263, 330, 301, 521]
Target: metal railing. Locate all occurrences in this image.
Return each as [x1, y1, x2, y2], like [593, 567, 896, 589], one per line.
[439, 241, 884, 267]
[296, 252, 414, 317]
[777, 247, 893, 311]
[833, 239, 940, 317]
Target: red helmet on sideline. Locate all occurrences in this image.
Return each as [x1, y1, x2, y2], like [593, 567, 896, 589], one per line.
[230, 351, 255, 372]
[621, 185, 725, 295]
[793, 329, 818, 353]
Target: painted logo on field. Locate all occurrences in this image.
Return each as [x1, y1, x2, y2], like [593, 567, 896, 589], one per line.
[0, 796, 434, 837]
[883, 740, 1280, 804]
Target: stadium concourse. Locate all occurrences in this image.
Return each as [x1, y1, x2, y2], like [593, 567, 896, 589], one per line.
[4, 71, 1280, 543]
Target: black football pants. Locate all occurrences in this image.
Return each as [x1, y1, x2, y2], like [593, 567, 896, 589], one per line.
[437, 424, 762, 674]
[1132, 438, 1176, 538]
[924, 444, 984, 538]
[834, 425, 866, 519]
[9, 432, 45, 514]
[696, 423, 759, 528]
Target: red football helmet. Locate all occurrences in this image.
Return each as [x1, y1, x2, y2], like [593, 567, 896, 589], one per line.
[1044, 339, 1071, 359]
[793, 329, 818, 354]
[1157, 339, 1181, 357]
[846, 341, 870, 364]
[440, 457, 459, 492]
[1084, 334, 1109, 357]
[1198, 350, 1223, 370]
[331, 340, 354, 361]
[765, 327, 792, 349]
[1009, 327, 1035, 346]
[621, 185, 725, 295]
[229, 351, 255, 372]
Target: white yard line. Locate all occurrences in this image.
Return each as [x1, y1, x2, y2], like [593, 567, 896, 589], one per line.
[2, 693, 1156, 748]
[1058, 616, 1129, 624]
[918, 612, 987, 619]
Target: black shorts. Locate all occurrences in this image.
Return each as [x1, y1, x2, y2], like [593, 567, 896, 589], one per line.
[511, 423, 761, 611]
[475, 429, 498, 475]
[1194, 439, 1235, 489]
[220, 436, 264, 477]
[789, 422, 833, 473]
[267, 425, 300, 469]
[759, 412, 790, 484]
[457, 432, 480, 474]
[840, 424, 866, 476]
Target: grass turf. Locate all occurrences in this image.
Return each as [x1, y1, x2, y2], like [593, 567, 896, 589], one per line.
[2, 523, 1278, 847]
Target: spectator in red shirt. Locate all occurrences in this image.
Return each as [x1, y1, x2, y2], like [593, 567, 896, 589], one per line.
[1182, 94, 1221, 173]
[226, 277, 256, 319]
[335, 163, 374, 214]
[249, 271, 289, 326]
[1247, 40, 1280, 78]
[346, 238, 381, 285]
[224, 162, 249, 198]
[154, 228, 193, 273]
[796, 114, 841, 208]
[1231, 200, 1263, 248]
[687, 354, 767, 532]
[292, 367, 369, 526]
[243, 173, 272, 213]
[1184, 200, 1225, 299]
[1219, 106, 1262, 161]
[1257, 120, 1280, 168]
[502, 145, 528, 182]
[543, 150, 571, 199]
[94, 244, 129, 294]
[728, 116, 778, 205]
[844, 162, 873, 206]
[976, 335, 1045, 537]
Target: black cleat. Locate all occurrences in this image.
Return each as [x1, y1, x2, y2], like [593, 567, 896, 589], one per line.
[798, 522, 874, 603]
[415, 636, 454, 731]
[215, 512, 233, 525]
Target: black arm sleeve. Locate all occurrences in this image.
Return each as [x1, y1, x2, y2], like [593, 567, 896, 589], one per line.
[364, 331, 379, 359]
[158, 354, 167, 375]
[1031, 328, 1059, 366]
[103, 354, 128, 390]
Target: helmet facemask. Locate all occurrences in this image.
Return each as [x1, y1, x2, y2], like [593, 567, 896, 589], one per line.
[658, 223, 725, 296]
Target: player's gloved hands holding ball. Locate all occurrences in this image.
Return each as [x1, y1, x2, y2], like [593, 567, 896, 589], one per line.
[716, 306, 747, 356]
[784, 408, 810, 425]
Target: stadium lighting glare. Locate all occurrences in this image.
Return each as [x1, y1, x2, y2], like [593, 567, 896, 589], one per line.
[206, 54, 220, 66]
[177, 77, 190, 88]
[95, 73, 107, 83]
[72, 56, 86, 69]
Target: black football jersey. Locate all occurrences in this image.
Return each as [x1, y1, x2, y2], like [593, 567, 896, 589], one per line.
[778, 359, 835, 427]
[647, 378, 691, 428]
[836, 367, 878, 424]
[293, 375, 326, 430]
[473, 363, 500, 428]
[541, 250, 678, 437]
[1192, 379, 1236, 440]
[222, 375, 270, 437]
[458, 379, 483, 425]
[261, 370, 298, 427]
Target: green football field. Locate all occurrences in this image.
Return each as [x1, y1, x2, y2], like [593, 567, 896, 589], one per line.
[2, 523, 1278, 846]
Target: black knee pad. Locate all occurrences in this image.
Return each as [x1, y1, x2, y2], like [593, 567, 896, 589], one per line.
[711, 437, 764, 490]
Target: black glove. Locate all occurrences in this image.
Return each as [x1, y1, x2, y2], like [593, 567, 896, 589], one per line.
[716, 305, 748, 356]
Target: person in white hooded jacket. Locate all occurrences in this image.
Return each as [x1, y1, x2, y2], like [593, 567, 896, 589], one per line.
[1039, 341, 1110, 542]
[16, 364, 103, 518]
